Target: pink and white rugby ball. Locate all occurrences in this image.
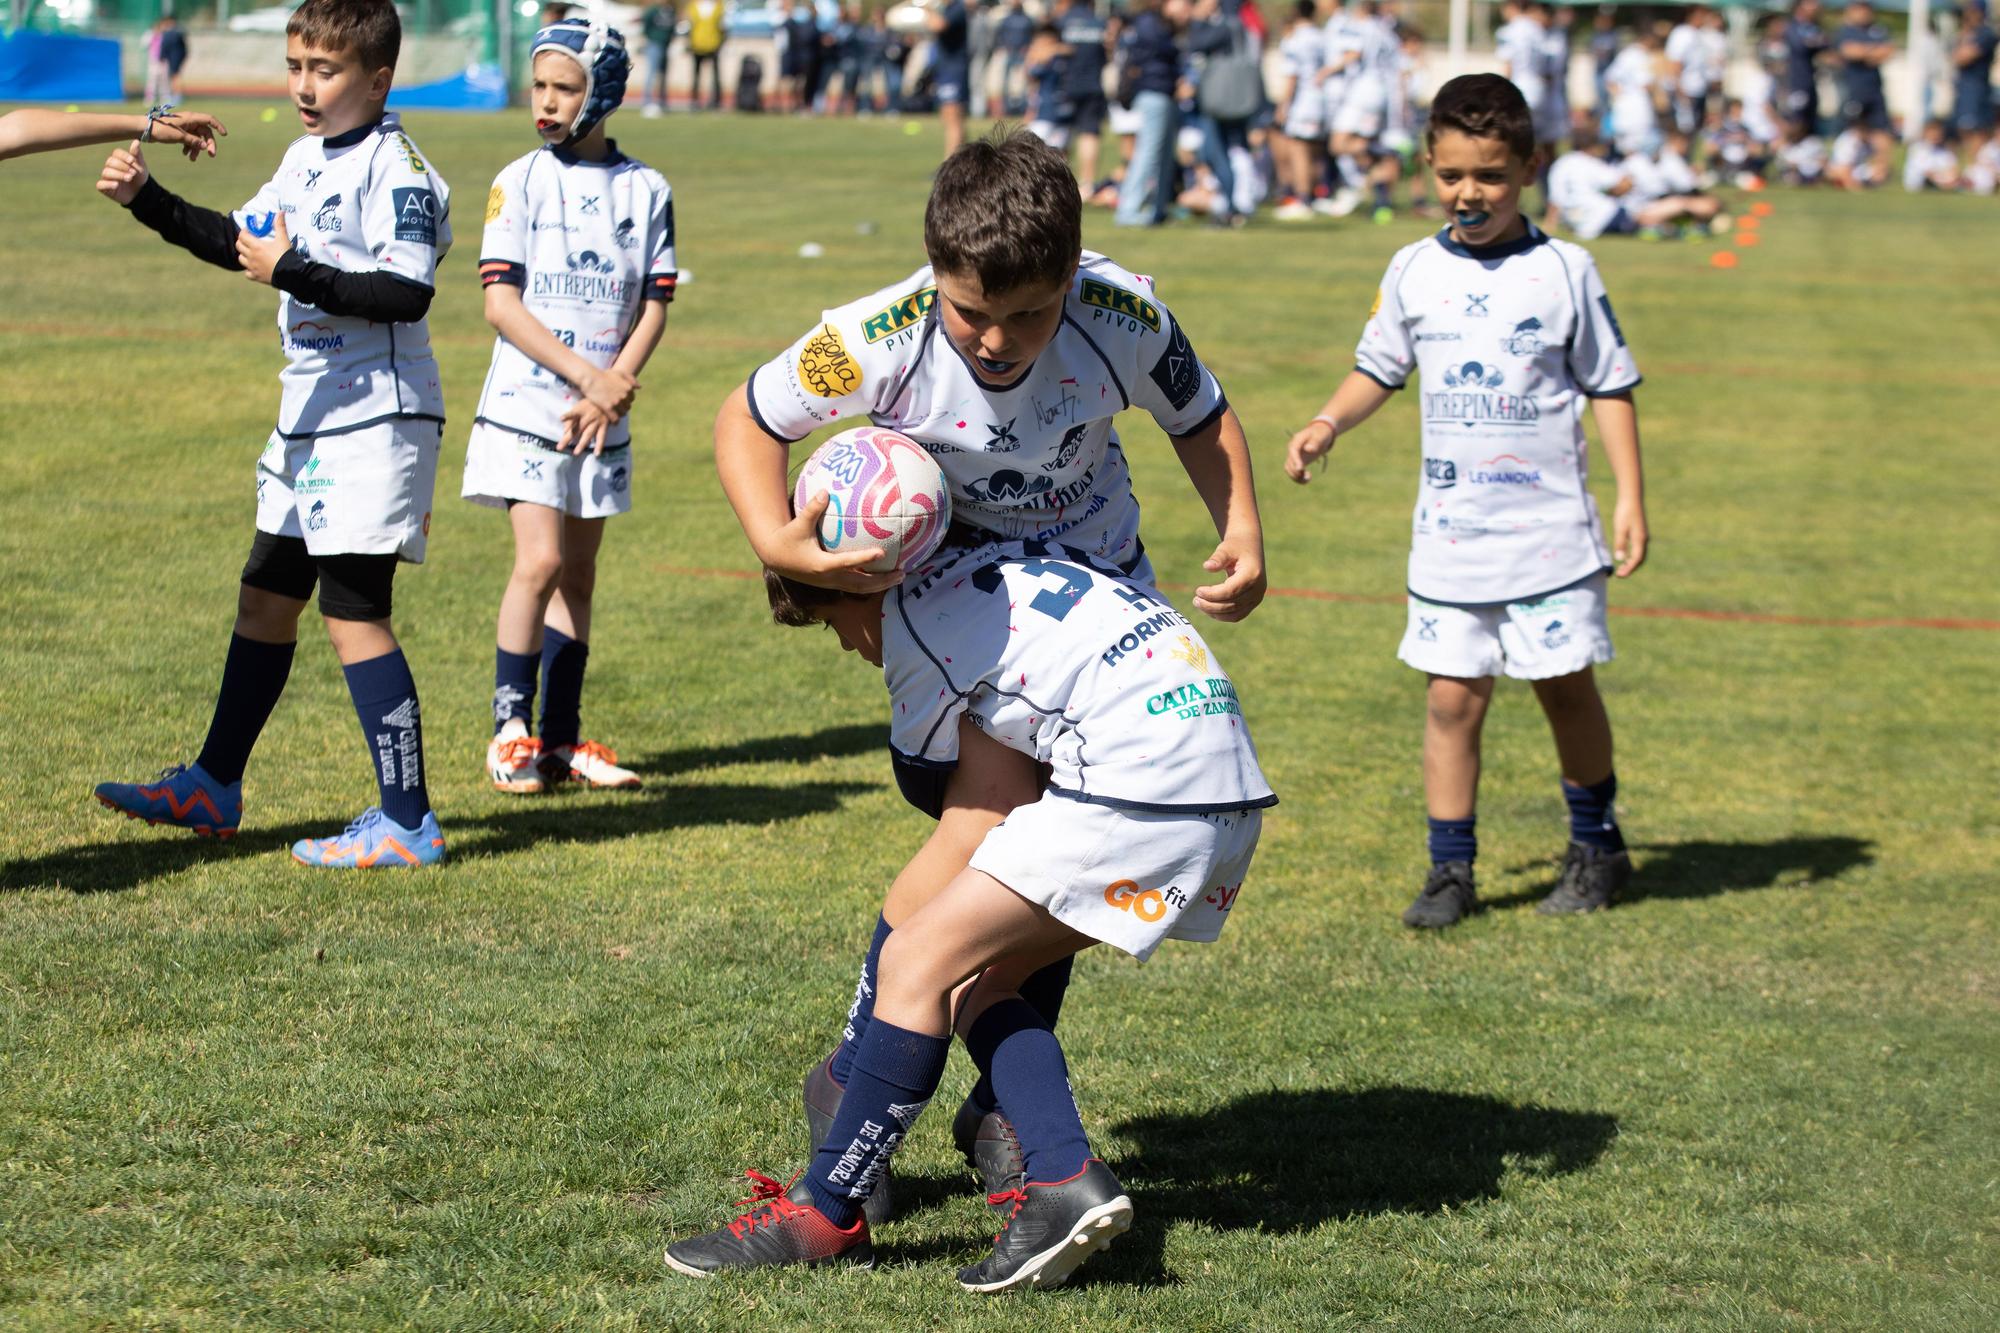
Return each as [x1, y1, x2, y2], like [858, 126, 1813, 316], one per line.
[792, 426, 951, 573]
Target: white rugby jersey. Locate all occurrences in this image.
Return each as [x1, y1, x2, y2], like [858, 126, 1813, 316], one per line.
[1279, 23, 1325, 95]
[747, 253, 1228, 573]
[1319, 11, 1365, 100]
[1549, 150, 1630, 238]
[236, 114, 451, 439]
[1496, 16, 1548, 101]
[885, 541, 1275, 814]
[474, 143, 677, 447]
[1355, 226, 1641, 607]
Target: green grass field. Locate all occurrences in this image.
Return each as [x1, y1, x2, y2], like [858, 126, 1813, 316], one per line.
[1, 108, 1996, 1330]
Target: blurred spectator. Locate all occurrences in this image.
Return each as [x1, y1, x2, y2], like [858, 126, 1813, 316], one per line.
[781, 0, 819, 112]
[1782, 0, 1830, 135]
[642, 0, 675, 116]
[997, 0, 1037, 117]
[687, 0, 728, 110]
[144, 15, 189, 108]
[1665, 4, 1726, 134]
[1183, 0, 1262, 224]
[1026, 22, 1073, 145]
[1827, 118, 1882, 187]
[1272, 0, 1324, 219]
[1707, 96, 1775, 186]
[1589, 7, 1620, 129]
[1834, 1, 1893, 162]
[1951, 2, 1996, 137]
[876, 12, 912, 113]
[1903, 118, 1965, 188]
[969, 0, 1000, 117]
[928, 0, 973, 155]
[1116, 0, 1184, 226]
[1057, 0, 1114, 197]
[1541, 4, 1574, 152]
[1604, 23, 1662, 154]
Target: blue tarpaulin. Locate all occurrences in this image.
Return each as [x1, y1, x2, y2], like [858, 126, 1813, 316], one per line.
[0, 30, 124, 102]
[387, 63, 508, 112]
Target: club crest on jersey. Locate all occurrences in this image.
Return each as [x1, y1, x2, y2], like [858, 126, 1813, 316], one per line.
[1442, 360, 1505, 389]
[307, 500, 328, 532]
[1042, 422, 1089, 473]
[614, 218, 638, 249]
[1079, 278, 1161, 333]
[1417, 616, 1439, 642]
[861, 286, 936, 344]
[312, 193, 343, 232]
[797, 324, 863, 398]
[986, 418, 1021, 452]
[304, 169, 323, 191]
[964, 468, 1054, 505]
[485, 185, 506, 224]
[581, 194, 601, 216]
[611, 465, 629, 493]
[1464, 293, 1491, 317]
[1502, 317, 1546, 357]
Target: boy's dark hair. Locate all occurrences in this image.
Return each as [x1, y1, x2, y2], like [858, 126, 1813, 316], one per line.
[288, 0, 402, 72]
[925, 129, 1082, 295]
[764, 568, 851, 627]
[1293, 0, 1315, 19]
[1426, 73, 1536, 163]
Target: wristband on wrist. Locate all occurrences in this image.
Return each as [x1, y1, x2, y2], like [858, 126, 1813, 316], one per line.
[1309, 414, 1338, 435]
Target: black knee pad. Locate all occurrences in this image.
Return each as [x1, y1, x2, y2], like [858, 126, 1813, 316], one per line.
[240, 531, 318, 602]
[315, 553, 399, 622]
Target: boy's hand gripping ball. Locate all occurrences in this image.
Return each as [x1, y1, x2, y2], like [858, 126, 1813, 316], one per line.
[792, 427, 951, 574]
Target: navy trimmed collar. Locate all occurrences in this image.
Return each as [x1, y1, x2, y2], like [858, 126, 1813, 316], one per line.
[1434, 221, 1549, 261]
[550, 138, 627, 167]
[322, 115, 385, 150]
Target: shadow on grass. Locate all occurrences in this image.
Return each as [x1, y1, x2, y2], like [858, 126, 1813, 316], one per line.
[4, 778, 877, 895]
[882, 1086, 1619, 1281]
[1485, 835, 1877, 911]
[624, 722, 887, 780]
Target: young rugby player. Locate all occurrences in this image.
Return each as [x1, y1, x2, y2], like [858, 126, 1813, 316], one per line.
[1285, 74, 1648, 926]
[713, 128, 1266, 1220]
[462, 18, 675, 794]
[93, 0, 453, 867]
[664, 539, 1274, 1289]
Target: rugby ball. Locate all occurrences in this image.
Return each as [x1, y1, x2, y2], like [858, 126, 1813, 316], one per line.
[792, 426, 951, 573]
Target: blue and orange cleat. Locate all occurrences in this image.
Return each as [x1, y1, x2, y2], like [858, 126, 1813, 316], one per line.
[291, 807, 446, 869]
[95, 763, 242, 838]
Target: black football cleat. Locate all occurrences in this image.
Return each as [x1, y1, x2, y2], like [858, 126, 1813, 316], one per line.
[1402, 860, 1478, 928]
[951, 1095, 1025, 1213]
[1537, 842, 1632, 915]
[957, 1159, 1132, 1293]
[664, 1170, 873, 1278]
[803, 1056, 896, 1226]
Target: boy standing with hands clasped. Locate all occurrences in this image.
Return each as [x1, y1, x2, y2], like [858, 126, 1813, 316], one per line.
[93, 0, 452, 868]
[463, 17, 675, 794]
[1285, 74, 1649, 927]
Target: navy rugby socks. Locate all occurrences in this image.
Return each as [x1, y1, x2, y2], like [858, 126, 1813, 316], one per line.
[539, 627, 588, 751]
[828, 915, 894, 1087]
[1563, 773, 1625, 853]
[492, 646, 538, 733]
[804, 1018, 948, 1228]
[342, 649, 430, 828]
[1427, 815, 1478, 867]
[966, 954, 1074, 1117]
[963, 998, 1091, 1185]
[195, 633, 296, 785]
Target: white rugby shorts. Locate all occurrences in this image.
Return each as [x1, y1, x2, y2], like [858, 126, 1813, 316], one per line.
[461, 421, 633, 519]
[1283, 95, 1325, 141]
[1332, 78, 1388, 139]
[1398, 573, 1614, 681]
[255, 418, 441, 563]
[970, 793, 1262, 962]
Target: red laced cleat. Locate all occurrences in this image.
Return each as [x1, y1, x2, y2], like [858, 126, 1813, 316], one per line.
[664, 1170, 873, 1278]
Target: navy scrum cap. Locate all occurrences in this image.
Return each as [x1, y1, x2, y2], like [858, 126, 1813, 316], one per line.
[531, 16, 631, 146]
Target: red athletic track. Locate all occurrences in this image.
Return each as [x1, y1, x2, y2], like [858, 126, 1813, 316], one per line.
[657, 566, 2000, 633]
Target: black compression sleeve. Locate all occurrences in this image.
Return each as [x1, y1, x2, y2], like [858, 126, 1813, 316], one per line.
[269, 251, 434, 323]
[126, 176, 240, 270]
